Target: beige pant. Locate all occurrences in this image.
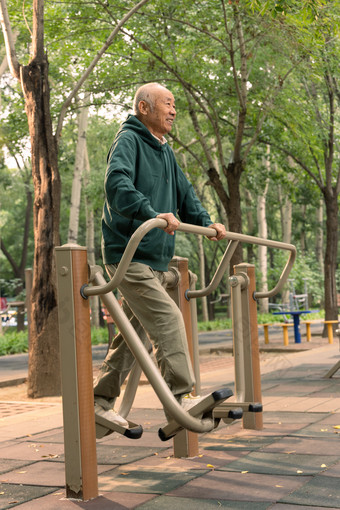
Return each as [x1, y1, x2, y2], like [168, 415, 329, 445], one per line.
[93, 262, 195, 410]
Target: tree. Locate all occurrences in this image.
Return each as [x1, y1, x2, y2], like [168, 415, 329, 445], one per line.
[100, 0, 301, 269]
[0, 0, 150, 396]
[262, 20, 339, 324]
[247, 0, 339, 324]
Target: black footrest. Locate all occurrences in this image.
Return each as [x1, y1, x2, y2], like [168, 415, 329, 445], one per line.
[211, 388, 233, 402]
[158, 387, 233, 441]
[95, 414, 143, 440]
[248, 403, 263, 413]
[213, 404, 243, 422]
[123, 424, 143, 439]
[158, 427, 172, 442]
[228, 408, 243, 420]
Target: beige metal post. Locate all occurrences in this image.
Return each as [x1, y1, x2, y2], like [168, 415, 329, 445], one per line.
[235, 263, 263, 430]
[168, 256, 199, 458]
[55, 245, 98, 500]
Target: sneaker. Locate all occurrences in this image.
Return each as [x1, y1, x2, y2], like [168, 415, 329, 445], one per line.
[94, 403, 129, 428]
[181, 393, 206, 412]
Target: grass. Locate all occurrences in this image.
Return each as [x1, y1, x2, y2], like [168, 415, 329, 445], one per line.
[0, 309, 326, 356]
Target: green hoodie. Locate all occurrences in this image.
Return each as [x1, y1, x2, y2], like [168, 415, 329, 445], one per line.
[102, 115, 212, 271]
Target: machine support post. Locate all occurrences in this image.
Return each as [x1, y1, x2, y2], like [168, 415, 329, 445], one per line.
[233, 263, 263, 430]
[167, 257, 199, 458]
[55, 245, 98, 500]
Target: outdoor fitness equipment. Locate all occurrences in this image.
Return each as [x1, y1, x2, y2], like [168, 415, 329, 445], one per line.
[55, 218, 296, 500]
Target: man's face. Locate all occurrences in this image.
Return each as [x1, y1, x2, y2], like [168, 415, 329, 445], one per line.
[140, 87, 176, 139]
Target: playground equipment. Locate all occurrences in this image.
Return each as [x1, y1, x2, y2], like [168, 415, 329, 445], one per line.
[288, 278, 309, 311]
[55, 218, 296, 500]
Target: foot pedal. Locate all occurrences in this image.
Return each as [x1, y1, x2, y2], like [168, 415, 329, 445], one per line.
[158, 388, 233, 441]
[213, 406, 243, 425]
[95, 414, 143, 440]
[215, 401, 262, 414]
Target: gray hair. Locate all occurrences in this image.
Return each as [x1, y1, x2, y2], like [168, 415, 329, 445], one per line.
[133, 83, 165, 115]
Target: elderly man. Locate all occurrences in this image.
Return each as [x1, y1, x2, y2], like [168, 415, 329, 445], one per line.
[94, 82, 227, 430]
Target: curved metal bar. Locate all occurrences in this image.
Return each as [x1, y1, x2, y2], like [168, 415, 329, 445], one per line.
[254, 253, 295, 300]
[186, 230, 295, 301]
[82, 219, 296, 302]
[186, 240, 239, 300]
[83, 218, 168, 297]
[181, 228, 296, 301]
[94, 270, 214, 434]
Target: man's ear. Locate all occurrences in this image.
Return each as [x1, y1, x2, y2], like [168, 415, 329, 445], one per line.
[138, 100, 148, 116]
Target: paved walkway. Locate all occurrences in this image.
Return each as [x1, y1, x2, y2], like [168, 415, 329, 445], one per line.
[0, 328, 340, 509]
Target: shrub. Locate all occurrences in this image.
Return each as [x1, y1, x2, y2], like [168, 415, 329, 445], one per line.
[0, 330, 28, 355]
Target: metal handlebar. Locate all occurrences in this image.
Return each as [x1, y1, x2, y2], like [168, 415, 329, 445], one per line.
[82, 219, 296, 434]
[82, 218, 296, 301]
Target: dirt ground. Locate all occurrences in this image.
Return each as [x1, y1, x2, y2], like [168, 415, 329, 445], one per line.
[0, 383, 62, 403]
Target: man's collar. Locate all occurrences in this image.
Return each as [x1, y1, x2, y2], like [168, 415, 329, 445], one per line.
[151, 133, 167, 145]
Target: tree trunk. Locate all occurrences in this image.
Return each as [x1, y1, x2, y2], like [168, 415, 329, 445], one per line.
[244, 188, 256, 263]
[323, 190, 338, 325]
[300, 204, 306, 254]
[279, 185, 292, 305]
[315, 198, 324, 271]
[207, 160, 243, 273]
[257, 159, 269, 314]
[68, 93, 90, 244]
[225, 161, 243, 268]
[21, 59, 61, 397]
[281, 194, 292, 245]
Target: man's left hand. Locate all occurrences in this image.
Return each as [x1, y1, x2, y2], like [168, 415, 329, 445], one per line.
[208, 223, 227, 241]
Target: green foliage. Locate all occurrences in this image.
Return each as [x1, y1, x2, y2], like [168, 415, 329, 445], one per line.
[91, 327, 110, 346]
[197, 318, 232, 331]
[248, 0, 328, 22]
[257, 310, 323, 324]
[174, 232, 196, 260]
[0, 330, 28, 355]
[0, 164, 34, 280]
[0, 327, 110, 356]
[266, 249, 324, 307]
[0, 279, 24, 298]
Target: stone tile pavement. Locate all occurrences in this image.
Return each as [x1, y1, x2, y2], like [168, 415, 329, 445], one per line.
[0, 329, 340, 509]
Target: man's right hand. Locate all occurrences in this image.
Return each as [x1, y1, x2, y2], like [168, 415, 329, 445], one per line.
[156, 213, 180, 236]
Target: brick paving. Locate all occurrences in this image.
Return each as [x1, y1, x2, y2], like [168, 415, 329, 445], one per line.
[0, 330, 339, 509]
[0, 402, 57, 419]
